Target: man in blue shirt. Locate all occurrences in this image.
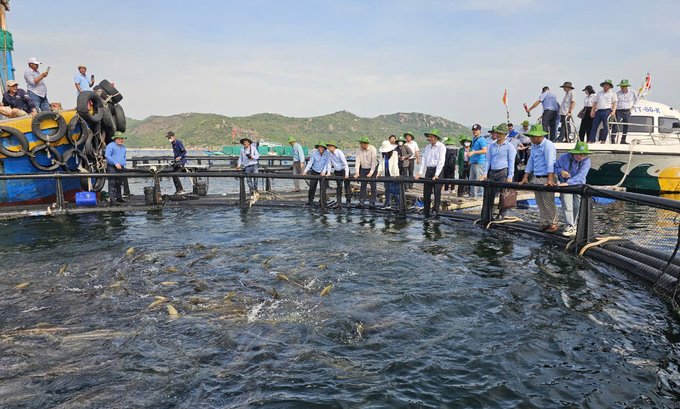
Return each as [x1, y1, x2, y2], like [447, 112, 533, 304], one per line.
[302, 141, 330, 205]
[288, 136, 308, 192]
[74, 64, 94, 94]
[468, 124, 487, 199]
[520, 124, 558, 232]
[324, 141, 351, 208]
[526, 86, 560, 142]
[166, 131, 187, 194]
[236, 137, 260, 194]
[478, 123, 516, 220]
[105, 132, 127, 205]
[555, 141, 592, 237]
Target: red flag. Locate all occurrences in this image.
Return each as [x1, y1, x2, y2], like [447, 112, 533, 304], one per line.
[502, 89, 508, 106]
[231, 127, 236, 139]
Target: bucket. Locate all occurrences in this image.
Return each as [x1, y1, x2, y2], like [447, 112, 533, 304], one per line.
[193, 181, 208, 196]
[75, 191, 97, 206]
[144, 186, 155, 204]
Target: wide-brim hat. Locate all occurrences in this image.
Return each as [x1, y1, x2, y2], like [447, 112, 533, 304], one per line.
[495, 123, 509, 134]
[357, 136, 371, 144]
[443, 137, 457, 145]
[582, 85, 594, 92]
[396, 135, 407, 143]
[240, 137, 252, 144]
[560, 81, 574, 89]
[315, 141, 327, 149]
[287, 136, 296, 143]
[326, 140, 338, 147]
[568, 141, 593, 155]
[524, 124, 548, 137]
[424, 129, 440, 139]
[113, 131, 127, 139]
[521, 120, 530, 126]
[403, 132, 414, 138]
[600, 79, 614, 87]
[488, 126, 497, 134]
[458, 135, 471, 144]
[379, 140, 396, 153]
[617, 79, 631, 87]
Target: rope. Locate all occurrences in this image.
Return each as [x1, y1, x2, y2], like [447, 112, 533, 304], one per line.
[565, 239, 574, 251]
[485, 216, 522, 229]
[578, 236, 622, 257]
[612, 139, 641, 188]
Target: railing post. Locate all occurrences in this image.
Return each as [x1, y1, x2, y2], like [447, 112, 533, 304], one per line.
[153, 173, 161, 205]
[480, 181, 494, 227]
[55, 177, 65, 210]
[123, 178, 131, 197]
[398, 178, 406, 216]
[266, 175, 272, 192]
[320, 177, 327, 210]
[239, 175, 247, 207]
[574, 188, 593, 250]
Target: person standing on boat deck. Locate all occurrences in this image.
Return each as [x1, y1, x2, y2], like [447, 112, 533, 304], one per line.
[288, 136, 308, 192]
[478, 123, 516, 221]
[0, 80, 37, 118]
[395, 135, 413, 187]
[517, 120, 532, 164]
[589, 79, 618, 144]
[302, 141, 330, 205]
[23, 57, 49, 112]
[166, 131, 187, 194]
[614, 80, 638, 144]
[324, 141, 351, 208]
[236, 137, 259, 195]
[558, 82, 577, 143]
[442, 137, 458, 192]
[415, 129, 446, 218]
[578, 85, 596, 142]
[377, 140, 400, 209]
[526, 87, 560, 142]
[404, 132, 419, 189]
[105, 132, 127, 205]
[468, 124, 487, 199]
[353, 136, 378, 208]
[554, 141, 592, 237]
[519, 124, 558, 232]
[456, 135, 472, 197]
[74, 64, 94, 94]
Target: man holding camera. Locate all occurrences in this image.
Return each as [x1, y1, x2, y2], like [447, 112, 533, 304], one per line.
[166, 131, 187, 194]
[74, 64, 94, 94]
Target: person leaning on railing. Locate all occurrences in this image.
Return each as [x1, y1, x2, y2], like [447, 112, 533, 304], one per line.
[554, 141, 592, 237]
[324, 141, 351, 209]
[302, 141, 330, 206]
[236, 137, 259, 195]
[353, 136, 378, 208]
[519, 124, 559, 232]
[288, 136, 308, 192]
[478, 123, 516, 221]
[614, 79, 638, 145]
[415, 129, 446, 218]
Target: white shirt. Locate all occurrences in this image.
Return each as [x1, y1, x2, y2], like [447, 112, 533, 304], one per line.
[560, 90, 577, 115]
[418, 141, 446, 177]
[325, 148, 349, 177]
[616, 89, 638, 110]
[405, 141, 419, 160]
[594, 90, 618, 110]
[24, 68, 47, 97]
[584, 94, 596, 108]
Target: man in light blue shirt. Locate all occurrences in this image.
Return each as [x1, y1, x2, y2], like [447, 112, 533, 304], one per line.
[526, 86, 559, 142]
[74, 64, 94, 94]
[479, 123, 516, 220]
[288, 136, 307, 192]
[236, 137, 260, 194]
[105, 131, 127, 205]
[324, 141, 351, 208]
[520, 124, 558, 232]
[302, 141, 330, 205]
[555, 141, 593, 236]
[468, 124, 487, 198]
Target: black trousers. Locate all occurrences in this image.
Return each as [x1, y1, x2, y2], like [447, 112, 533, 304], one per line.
[334, 170, 351, 204]
[614, 109, 632, 142]
[578, 107, 593, 142]
[542, 109, 558, 141]
[404, 162, 414, 188]
[457, 164, 470, 196]
[307, 170, 321, 202]
[443, 168, 455, 190]
[488, 168, 509, 216]
[423, 167, 442, 216]
[559, 115, 572, 142]
[172, 164, 184, 192]
[107, 164, 123, 201]
[359, 167, 377, 204]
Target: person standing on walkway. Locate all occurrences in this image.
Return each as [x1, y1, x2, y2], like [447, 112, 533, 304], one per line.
[578, 85, 596, 142]
[517, 120, 532, 164]
[23, 57, 49, 112]
[558, 81, 577, 142]
[395, 135, 413, 186]
[166, 131, 187, 194]
[74, 64, 94, 94]
[526, 87, 560, 142]
[468, 124, 487, 199]
[442, 137, 458, 191]
[105, 132, 127, 205]
[288, 136, 307, 192]
[415, 129, 446, 217]
[404, 132, 419, 189]
[555, 141, 592, 237]
[590, 79, 618, 144]
[236, 137, 260, 195]
[325, 141, 350, 208]
[456, 136, 472, 197]
[378, 140, 400, 209]
[0, 80, 37, 118]
[353, 136, 378, 208]
[478, 123, 516, 220]
[519, 124, 558, 232]
[303, 141, 330, 205]
[614, 79, 638, 144]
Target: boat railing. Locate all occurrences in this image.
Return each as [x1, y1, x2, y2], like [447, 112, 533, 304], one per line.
[606, 120, 680, 144]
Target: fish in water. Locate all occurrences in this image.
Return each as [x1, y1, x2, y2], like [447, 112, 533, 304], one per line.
[271, 288, 280, 299]
[320, 285, 332, 296]
[167, 304, 178, 316]
[14, 282, 30, 290]
[317, 265, 328, 269]
[166, 267, 179, 273]
[160, 281, 179, 286]
[276, 273, 289, 281]
[126, 247, 134, 255]
[58, 265, 68, 275]
[155, 296, 167, 301]
[146, 299, 165, 309]
[262, 256, 274, 265]
[175, 253, 186, 258]
[225, 290, 235, 301]
[195, 243, 207, 250]
[117, 272, 126, 280]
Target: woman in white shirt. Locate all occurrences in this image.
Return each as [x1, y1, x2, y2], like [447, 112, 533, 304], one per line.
[578, 85, 596, 142]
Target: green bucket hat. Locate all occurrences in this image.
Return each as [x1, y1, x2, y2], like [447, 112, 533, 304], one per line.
[443, 137, 457, 145]
[424, 129, 440, 139]
[600, 79, 614, 87]
[560, 81, 574, 89]
[315, 141, 327, 149]
[488, 126, 497, 134]
[357, 136, 371, 144]
[567, 141, 593, 155]
[403, 131, 414, 138]
[396, 135, 407, 143]
[326, 140, 338, 147]
[240, 137, 252, 144]
[287, 136, 296, 143]
[521, 120, 530, 126]
[458, 135, 471, 144]
[113, 131, 127, 139]
[617, 79, 631, 87]
[524, 124, 549, 137]
[495, 123, 509, 134]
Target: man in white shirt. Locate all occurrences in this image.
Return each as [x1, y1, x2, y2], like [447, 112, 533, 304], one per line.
[324, 141, 351, 208]
[415, 129, 446, 217]
[23, 57, 49, 112]
[404, 131, 419, 189]
[589, 79, 618, 143]
[614, 79, 638, 144]
[558, 81, 577, 143]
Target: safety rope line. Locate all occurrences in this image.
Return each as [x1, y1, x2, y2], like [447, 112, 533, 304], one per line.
[485, 216, 523, 229]
[578, 236, 622, 257]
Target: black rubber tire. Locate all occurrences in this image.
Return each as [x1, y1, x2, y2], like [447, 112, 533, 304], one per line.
[79, 173, 105, 192]
[112, 104, 126, 132]
[61, 148, 90, 172]
[67, 115, 90, 148]
[98, 79, 123, 103]
[107, 101, 116, 116]
[29, 144, 62, 172]
[31, 111, 67, 143]
[76, 91, 104, 122]
[0, 126, 29, 158]
[101, 105, 117, 134]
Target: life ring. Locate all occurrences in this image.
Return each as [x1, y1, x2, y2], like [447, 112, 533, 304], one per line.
[98, 79, 123, 103]
[67, 115, 90, 148]
[76, 91, 104, 122]
[29, 144, 62, 172]
[0, 126, 29, 158]
[61, 148, 90, 172]
[31, 111, 67, 143]
[112, 104, 126, 132]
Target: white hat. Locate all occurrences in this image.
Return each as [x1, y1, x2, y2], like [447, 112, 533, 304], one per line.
[28, 57, 41, 65]
[78, 64, 86, 69]
[379, 140, 396, 153]
[6, 80, 18, 87]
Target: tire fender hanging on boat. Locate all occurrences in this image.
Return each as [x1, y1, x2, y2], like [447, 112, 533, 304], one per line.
[61, 148, 90, 172]
[112, 104, 126, 132]
[31, 111, 67, 143]
[0, 126, 29, 158]
[29, 144, 62, 172]
[98, 79, 123, 103]
[66, 115, 90, 148]
[76, 91, 104, 123]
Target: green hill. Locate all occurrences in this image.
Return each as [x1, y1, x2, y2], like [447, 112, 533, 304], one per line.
[124, 111, 470, 150]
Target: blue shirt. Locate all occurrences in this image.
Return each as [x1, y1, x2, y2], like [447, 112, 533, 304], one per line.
[238, 144, 259, 167]
[74, 73, 91, 94]
[105, 141, 126, 167]
[484, 139, 516, 180]
[525, 138, 556, 176]
[172, 139, 187, 165]
[305, 149, 330, 173]
[325, 148, 349, 176]
[554, 153, 591, 185]
[538, 91, 559, 111]
[292, 142, 305, 163]
[470, 136, 487, 165]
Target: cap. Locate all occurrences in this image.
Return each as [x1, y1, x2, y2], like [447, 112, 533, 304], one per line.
[28, 57, 41, 65]
[6, 80, 18, 87]
[166, 131, 175, 138]
[471, 124, 481, 131]
[78, 64, 87, 69]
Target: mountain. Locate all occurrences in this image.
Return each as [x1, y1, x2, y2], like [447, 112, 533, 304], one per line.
[123, 111, 470, 149]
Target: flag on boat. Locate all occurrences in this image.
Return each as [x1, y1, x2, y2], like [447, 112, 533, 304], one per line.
[502, 89, 508, 106]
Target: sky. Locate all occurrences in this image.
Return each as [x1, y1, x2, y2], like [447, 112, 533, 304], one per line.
[7, 0, 680, 128]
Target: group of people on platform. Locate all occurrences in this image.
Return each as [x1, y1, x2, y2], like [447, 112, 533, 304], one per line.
[525, 79, 638, 145]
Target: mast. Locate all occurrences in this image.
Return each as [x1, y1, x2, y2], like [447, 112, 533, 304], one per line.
[0, 0, 13, 94]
